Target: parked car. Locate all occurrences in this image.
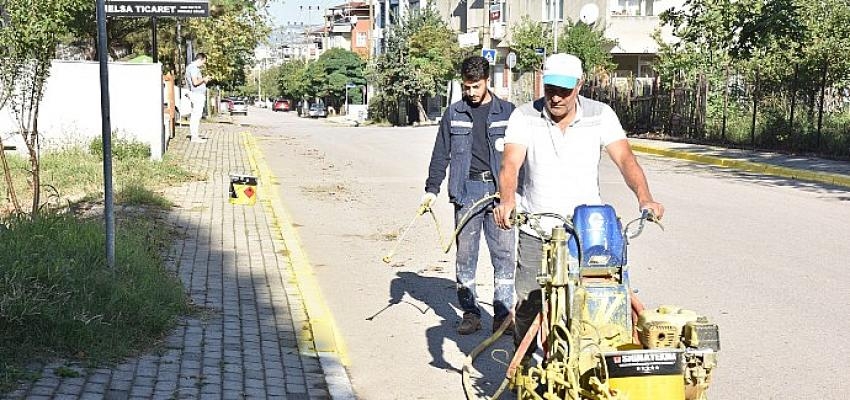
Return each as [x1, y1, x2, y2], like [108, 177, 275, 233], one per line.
[220, 98, 234, 112]
[230, 100, 248, 115]
[273, 99, 291, 112]
[308, 103, 327, 118]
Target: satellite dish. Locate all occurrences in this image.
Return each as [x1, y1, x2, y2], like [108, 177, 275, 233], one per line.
[579, 3, 599, 25]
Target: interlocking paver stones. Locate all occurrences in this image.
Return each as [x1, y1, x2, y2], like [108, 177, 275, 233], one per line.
[2, 125, 332, 399]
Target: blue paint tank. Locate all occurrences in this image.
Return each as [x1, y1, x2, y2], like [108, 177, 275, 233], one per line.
[568, 204, 626, 267]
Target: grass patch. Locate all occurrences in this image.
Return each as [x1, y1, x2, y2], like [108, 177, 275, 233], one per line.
[89, 134, 151, 160]
[0, 211, 190, 392]
[116, 181, 173, 208]
[0, 146, 199, 211]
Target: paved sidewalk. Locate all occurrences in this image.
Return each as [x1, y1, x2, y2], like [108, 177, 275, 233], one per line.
[630, 138, 850, 188]
[3, 124, 334, 399]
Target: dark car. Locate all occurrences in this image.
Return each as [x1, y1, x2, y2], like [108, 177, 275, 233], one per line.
[273, 99, 291, 112]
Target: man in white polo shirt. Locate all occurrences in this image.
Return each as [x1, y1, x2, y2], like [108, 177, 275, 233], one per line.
[492, 53, 664, 358]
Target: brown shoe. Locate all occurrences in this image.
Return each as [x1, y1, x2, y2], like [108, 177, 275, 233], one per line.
[493, 317, 514, 336]
[457, 313, 482, 335]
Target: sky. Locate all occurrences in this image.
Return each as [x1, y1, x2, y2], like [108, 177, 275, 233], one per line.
[266, 0, 336, 28]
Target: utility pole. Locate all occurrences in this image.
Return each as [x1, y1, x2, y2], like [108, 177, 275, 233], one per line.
[151, 17, 158, 63]
[552, 0, 559, 53]
[95, 0, 115, 268]
[482, 0, 491, 54]
[257, 60, 262, 104]
[367, 0, 373, 60]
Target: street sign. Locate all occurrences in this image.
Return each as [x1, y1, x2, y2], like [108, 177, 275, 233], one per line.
[506, 52, 517, 69]
[481, 48, 497, 65]
[489, 2, 501, 22]
[105, 0, 209, 17]
[534, 47, 546, 56]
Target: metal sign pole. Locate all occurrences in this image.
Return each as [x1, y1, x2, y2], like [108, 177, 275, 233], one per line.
[96, 0, 116, 268]
[151, 16, 158, 63]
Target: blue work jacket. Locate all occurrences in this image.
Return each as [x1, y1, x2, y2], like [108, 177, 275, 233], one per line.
[425, 92, 516, 205]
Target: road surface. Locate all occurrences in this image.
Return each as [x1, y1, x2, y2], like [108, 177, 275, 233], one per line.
[242, 107, 850, 399]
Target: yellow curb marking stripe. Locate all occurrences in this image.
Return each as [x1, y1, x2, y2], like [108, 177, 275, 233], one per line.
[630, 142, 850, 190]
[241, 132, 350, 365]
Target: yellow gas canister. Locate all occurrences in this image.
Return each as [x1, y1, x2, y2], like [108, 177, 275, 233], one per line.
[229, 174, 258, 205]
[603, 349, 685, 400]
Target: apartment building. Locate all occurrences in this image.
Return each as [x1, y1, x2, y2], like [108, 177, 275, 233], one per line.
[586, 0, 681, 77]
[324, 2, 375, 58]
[430, 0, 682, 90]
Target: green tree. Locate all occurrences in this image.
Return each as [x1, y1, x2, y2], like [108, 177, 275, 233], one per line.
[657, 0, 850, 151]
[372, 6, 460, 123]
[509, 16, 551, 73]
[510, 16, 615, 79]
[278, 59, 310, 101]
[557, 19, 616, 78]
[306, 48, 366, 108]
[0, 0, 86, 214]
[188, 1, 270, 90]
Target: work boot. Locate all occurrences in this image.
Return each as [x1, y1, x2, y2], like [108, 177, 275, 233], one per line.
[493, 317, 514, 336]
[457, 312, 481, 335]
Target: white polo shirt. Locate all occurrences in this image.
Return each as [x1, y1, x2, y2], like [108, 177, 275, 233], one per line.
[505, 95, 625, 235]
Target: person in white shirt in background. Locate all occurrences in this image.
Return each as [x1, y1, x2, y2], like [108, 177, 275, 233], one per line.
[185, 52, 210, 143]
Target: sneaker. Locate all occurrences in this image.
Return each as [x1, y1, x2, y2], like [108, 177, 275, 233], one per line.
[493, 317, 514, 336]
[190, 137, 208, 143]
[457, 313, 481, 335]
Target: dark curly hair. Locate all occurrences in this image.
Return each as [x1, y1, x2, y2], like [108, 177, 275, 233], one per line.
[461, 56, 490, 81]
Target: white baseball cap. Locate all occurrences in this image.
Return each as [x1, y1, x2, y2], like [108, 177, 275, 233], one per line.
[542, 53, 584, 89]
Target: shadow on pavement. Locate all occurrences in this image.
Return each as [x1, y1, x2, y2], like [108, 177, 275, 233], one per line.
[382, 271, 516, 397]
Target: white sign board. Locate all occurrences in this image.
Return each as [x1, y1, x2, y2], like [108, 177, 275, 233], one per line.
[458, 31, 480, 48]
[506, 52, 517, 69]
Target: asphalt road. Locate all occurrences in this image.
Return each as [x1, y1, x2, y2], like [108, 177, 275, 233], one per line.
[244, 106, 850, 399]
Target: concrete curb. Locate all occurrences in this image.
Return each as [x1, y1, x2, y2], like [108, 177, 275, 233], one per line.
[629, 142, 850, 189]
[241, 133, 356, 400]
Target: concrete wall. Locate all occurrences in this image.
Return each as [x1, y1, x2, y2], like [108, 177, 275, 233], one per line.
[0, 60, 166, 160]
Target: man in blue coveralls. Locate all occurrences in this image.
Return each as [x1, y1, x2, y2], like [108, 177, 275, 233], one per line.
[422, 56, 516, 335]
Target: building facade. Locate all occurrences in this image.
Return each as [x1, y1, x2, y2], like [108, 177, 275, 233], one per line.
[325, 2, 375, 58]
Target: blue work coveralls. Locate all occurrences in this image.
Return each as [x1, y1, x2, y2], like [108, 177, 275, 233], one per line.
[424, 92, 516, 322]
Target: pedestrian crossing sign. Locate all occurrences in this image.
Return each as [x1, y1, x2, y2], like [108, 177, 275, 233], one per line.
[481, 48, 496, 65]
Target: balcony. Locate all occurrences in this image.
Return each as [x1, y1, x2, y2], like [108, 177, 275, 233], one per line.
[605, 14, 676, 54]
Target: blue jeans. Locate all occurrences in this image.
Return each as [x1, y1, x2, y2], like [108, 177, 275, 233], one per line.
[454, 180, 516, 321]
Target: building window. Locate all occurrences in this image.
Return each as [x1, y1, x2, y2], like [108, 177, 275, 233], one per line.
[543, 0, 564, 22]
[356, 31, 367, 48]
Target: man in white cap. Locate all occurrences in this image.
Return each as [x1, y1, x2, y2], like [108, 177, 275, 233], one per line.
[492, 53, 664, 358]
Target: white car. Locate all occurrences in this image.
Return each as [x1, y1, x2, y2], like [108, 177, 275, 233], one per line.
[230, 100, 248, 115]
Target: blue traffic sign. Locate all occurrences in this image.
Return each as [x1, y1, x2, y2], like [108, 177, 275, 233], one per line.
[481, 48, 496, 65]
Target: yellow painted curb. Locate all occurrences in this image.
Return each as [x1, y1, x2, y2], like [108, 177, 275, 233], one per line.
[241, 132, 350, 365]
[630, 142, 850, 190]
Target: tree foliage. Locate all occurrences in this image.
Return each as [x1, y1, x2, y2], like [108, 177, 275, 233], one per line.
[509, 16, 615, 78]
[0, 0, 87, 213]
[188, 0, 270, 90]
[557, 20, 616, 77]
[278, 59, 310, 101]
[509, 16, 551, 72]
[657, 0, 850, 151]
[305, 48, 366, 107]
[372, 6, 460, 122]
